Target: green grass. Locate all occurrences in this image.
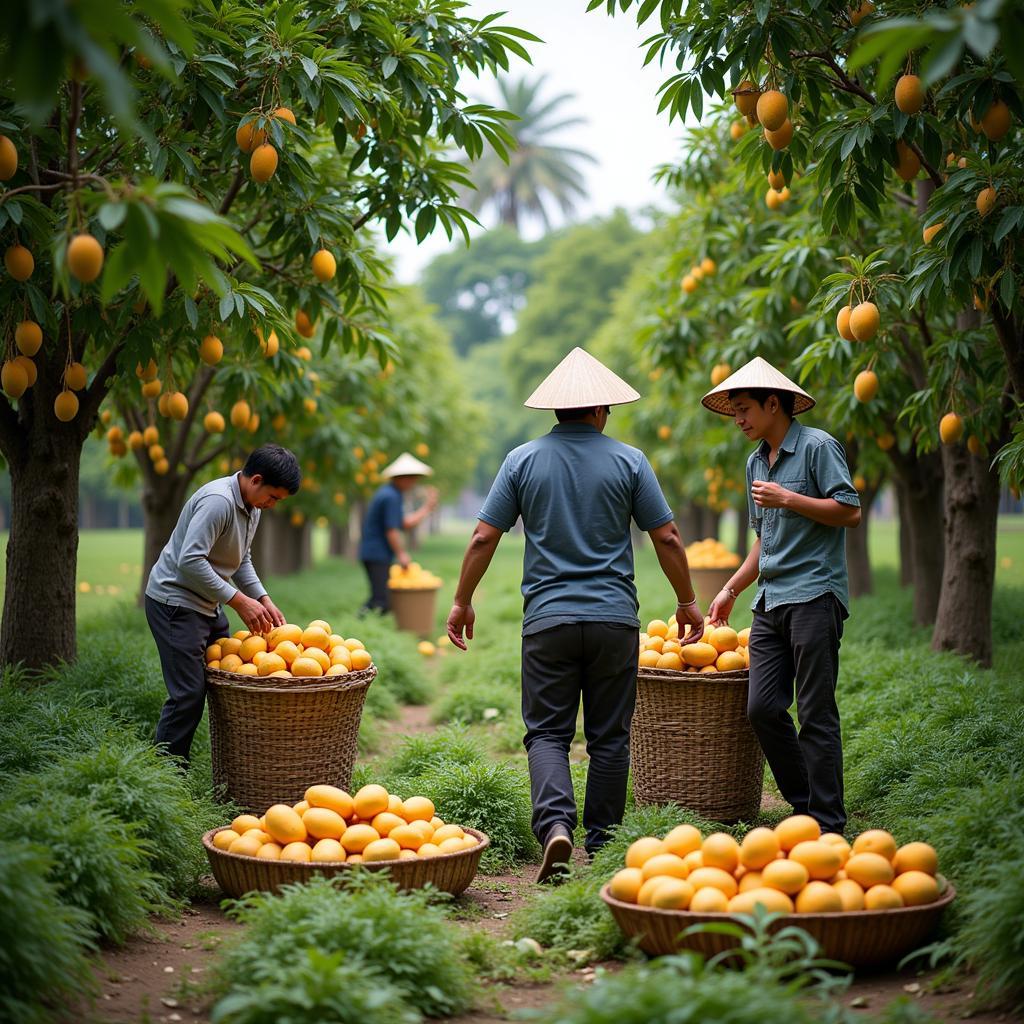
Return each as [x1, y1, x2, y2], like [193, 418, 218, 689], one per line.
[210, 874, 475, 1022]
[1, 513, 1023, 1014]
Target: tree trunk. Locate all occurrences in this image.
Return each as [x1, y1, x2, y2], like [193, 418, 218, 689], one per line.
[704, 508, 721, 541]
[328, 523, 345, 557]
[887, 448, 945, 626]
[846, 483, 878, 598]
[0, 434, 83, 669]
[895, 480, 914, 587]
[931, 441, 1001, 665]
[251, 510, 310, 577]
[139, 473, 192, 604]
[677, 504, 702, 544]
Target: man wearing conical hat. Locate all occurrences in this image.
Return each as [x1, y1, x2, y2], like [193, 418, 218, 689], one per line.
[358, 452, 438, 615]
[703, 357, 861, 836]
[446, 348, 706, 881]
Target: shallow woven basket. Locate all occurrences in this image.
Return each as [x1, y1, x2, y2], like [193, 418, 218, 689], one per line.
[631, 667, 764, 822]
[203, 826, 489, 898]
[601, 884, 956, 968]
[205, 665, 376, 812]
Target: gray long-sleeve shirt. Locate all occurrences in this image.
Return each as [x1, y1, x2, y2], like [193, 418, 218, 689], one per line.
[145, 474, 267, 616]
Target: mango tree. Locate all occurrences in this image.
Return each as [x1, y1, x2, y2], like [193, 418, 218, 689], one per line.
[0, 0, 533, 669]
[597, 0, 1022, 662]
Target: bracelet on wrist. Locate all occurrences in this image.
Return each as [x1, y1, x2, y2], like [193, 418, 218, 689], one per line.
[677, 597, 698, 607]
[722, 586, 738, 600]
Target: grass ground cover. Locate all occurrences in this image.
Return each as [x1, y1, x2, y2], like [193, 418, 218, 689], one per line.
[0, 516, 1022, 1019]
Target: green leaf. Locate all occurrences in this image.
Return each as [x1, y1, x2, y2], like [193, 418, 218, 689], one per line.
[993, 207, 1022, 247]
[999, 269, 1016, 311]
[98, 203, 126, 231]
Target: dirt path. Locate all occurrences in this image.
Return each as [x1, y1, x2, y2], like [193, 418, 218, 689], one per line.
[76, 700, 1022, 1024]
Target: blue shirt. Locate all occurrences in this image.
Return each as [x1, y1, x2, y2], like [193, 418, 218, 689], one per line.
[359, 483, 403, 563]
[747, 420, 860, 614]
[478, 423, 674, 634]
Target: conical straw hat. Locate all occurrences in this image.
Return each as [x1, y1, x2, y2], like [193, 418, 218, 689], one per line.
[524, 347, 641, 410]
[701, 356, 815, 416]
[382, 452, 434, 479]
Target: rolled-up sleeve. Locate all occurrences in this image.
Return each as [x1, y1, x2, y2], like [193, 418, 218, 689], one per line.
[179, 497, 238, 604]
[812, 438, 861, 506]
[478, 456, 520, 531]
[632, 456, 673, 531]
[231, 550, 267, 600]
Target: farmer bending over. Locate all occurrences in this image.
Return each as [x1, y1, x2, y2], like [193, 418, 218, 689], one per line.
[145, 444, 301, 764]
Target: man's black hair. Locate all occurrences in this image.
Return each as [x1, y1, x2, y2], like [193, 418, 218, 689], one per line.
[242, 444, 302, 493]
[554, 406, 611, 423]
[729, 388, 796, 418]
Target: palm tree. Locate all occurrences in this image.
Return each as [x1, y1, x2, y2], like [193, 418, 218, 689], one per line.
[463, 76, 596, 232]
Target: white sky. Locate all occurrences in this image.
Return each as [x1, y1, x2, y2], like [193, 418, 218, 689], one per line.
[386, 0, 686, 281]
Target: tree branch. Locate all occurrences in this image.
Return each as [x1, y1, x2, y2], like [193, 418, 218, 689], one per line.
[792, 48, 943, 187]
[219, 168, 246, 216]
[352, 202, 387, 232]
[78, 336, 127, 439]
[0, 182, 67, 204]
[68, 78, 82, 188]
[189, 438, 232, 475]
[989, 303, 1024, 400]
[168, 365, 216, 471]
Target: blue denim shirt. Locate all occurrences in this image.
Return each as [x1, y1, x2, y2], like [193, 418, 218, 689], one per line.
[747, 421, 860, 615]
[478, 423, 673, 633]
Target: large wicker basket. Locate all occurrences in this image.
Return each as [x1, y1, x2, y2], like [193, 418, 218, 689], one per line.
[389, 586, 439, 636]
[206, 665, 376, 812]
[203, 826, 489, 898]
[630, 667, 764, 822]
[601, 883, 956, 968]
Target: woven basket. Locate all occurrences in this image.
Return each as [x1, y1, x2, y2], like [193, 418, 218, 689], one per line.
[689, 567, 736, 608]
[601, 883, 956, 968]
[206, 665, 375, 812]
[630, 668, 764, 822]
[203, 826, 489, 898]
[389, 586, 439, 636]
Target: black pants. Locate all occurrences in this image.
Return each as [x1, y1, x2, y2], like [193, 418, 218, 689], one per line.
[521, 622, 639, 855]
[146, 596, 229, 764]
[361, 560, 391, 613]
[748, 593, 846, 834]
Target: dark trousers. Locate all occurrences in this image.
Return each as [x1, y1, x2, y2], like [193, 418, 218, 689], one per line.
[521, 622, 639, 855]
[361, 560, 391, 614]
[748, 593, 846, 834]
[146, 596, 229, 764]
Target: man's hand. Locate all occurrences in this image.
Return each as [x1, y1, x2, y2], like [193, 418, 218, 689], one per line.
[397, 550, 411, 570]
[708, 589, 736, 625]
[229, 591, 274, 634]
[260, 595, 286, 628]
[446, 602, 475, 651]
[424, 486, 439, 510]
[676, 601, 705, 646]
[751, 480, 794, 510]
